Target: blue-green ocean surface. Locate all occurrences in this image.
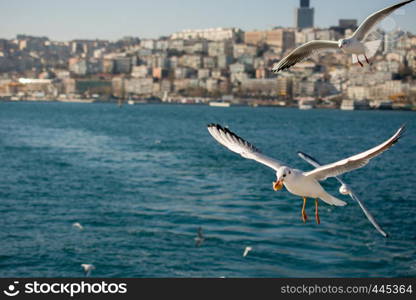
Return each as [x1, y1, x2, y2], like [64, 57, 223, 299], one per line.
[0, 102, 415, 278]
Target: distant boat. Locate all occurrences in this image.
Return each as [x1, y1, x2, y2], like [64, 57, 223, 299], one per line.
[58, 98, 94, 103]
[376, 100, 393, 110]
[209, 101, 231, 108]
[298, 100, 315, 110]
[128, 99, 147, 105]
[340, 100, 370, 111]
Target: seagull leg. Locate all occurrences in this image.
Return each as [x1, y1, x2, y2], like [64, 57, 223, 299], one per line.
[302, 197, 308, 223]
[365, 55, 370, 65]
[357, 58, 364, 68]
[315, 199, 321, 225]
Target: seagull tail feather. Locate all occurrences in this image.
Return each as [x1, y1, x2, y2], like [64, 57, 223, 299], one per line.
[352, 54, 358, 64]
[364, 40, 382, 59]
[320, 193, 347, 207]
[351, 40, 382, 64]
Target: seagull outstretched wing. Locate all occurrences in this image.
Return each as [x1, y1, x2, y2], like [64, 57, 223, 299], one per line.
[207, 124, 283, 171]
[352, 0, 415, 42]
[304, 126, 405, 181]
[272, 40, 339, 73]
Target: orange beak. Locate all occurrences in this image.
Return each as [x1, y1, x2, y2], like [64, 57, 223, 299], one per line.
[273, 179, 284, 191]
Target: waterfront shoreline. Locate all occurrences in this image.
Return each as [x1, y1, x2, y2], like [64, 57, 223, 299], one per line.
[1, 98, 415, 112]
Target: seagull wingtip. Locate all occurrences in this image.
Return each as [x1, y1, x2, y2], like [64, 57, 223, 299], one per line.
[271, 63, 281, 73]
[297, 151, 306, 159]
[397, 124, 407, 139]
[207, 123, 222, 129]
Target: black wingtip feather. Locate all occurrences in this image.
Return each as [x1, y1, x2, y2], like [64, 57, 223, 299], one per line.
[297, 151, 323, 166]
[395, 124, 406, 142]
[207, 124, 261, 153]
[207, 123, 223, 130]
[388, 124, 406, 148]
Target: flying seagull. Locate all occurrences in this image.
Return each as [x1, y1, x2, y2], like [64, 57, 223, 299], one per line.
[72, 222, 84, 231]
[272, 0, 415, 71]
[297, 152, 388, 237]
[243, 247, 253, 257]
[207, 124, 405, 224]
[81, 264, 95, 277]
[194, 227, 205, 247]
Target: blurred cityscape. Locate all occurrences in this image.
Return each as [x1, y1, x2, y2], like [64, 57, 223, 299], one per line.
[0, 0, 415, 110]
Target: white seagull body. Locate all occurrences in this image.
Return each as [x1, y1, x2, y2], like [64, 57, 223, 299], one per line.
[81, 264, 95, 276]
[243, 247, 253, 257]
[72, 222, 84, 231]
[207, 124, 405, 224]
[297, 152, 388, 237]
[272, 0, 415, 71]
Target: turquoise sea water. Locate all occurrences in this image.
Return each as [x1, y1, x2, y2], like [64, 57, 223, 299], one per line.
[0, 102, 415, 278]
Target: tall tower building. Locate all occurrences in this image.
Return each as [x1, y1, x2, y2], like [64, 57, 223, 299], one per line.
[300, 0, 310, 7]
[295, 0, 314, 29]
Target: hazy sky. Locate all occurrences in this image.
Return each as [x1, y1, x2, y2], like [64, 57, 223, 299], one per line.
[1, 0, 415, 41]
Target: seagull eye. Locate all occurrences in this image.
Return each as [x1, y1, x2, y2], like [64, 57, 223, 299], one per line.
[283, 174, 286, 178]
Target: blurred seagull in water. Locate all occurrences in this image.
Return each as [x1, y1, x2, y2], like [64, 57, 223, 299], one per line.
[207, 124, 405, 225]
[297, 152, 388, 237]
[81, 264, 95, 277]
[72, 222, 84, 231]
[272, 0, 415, 71]
[243, 247, 253, 257]
[195, 227, 205, 247]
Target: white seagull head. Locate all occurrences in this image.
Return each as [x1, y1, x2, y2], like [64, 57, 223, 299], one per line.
[273, 167, 292, 191]
[339, 184, 352, 195]
[338, 39, 348, 49]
